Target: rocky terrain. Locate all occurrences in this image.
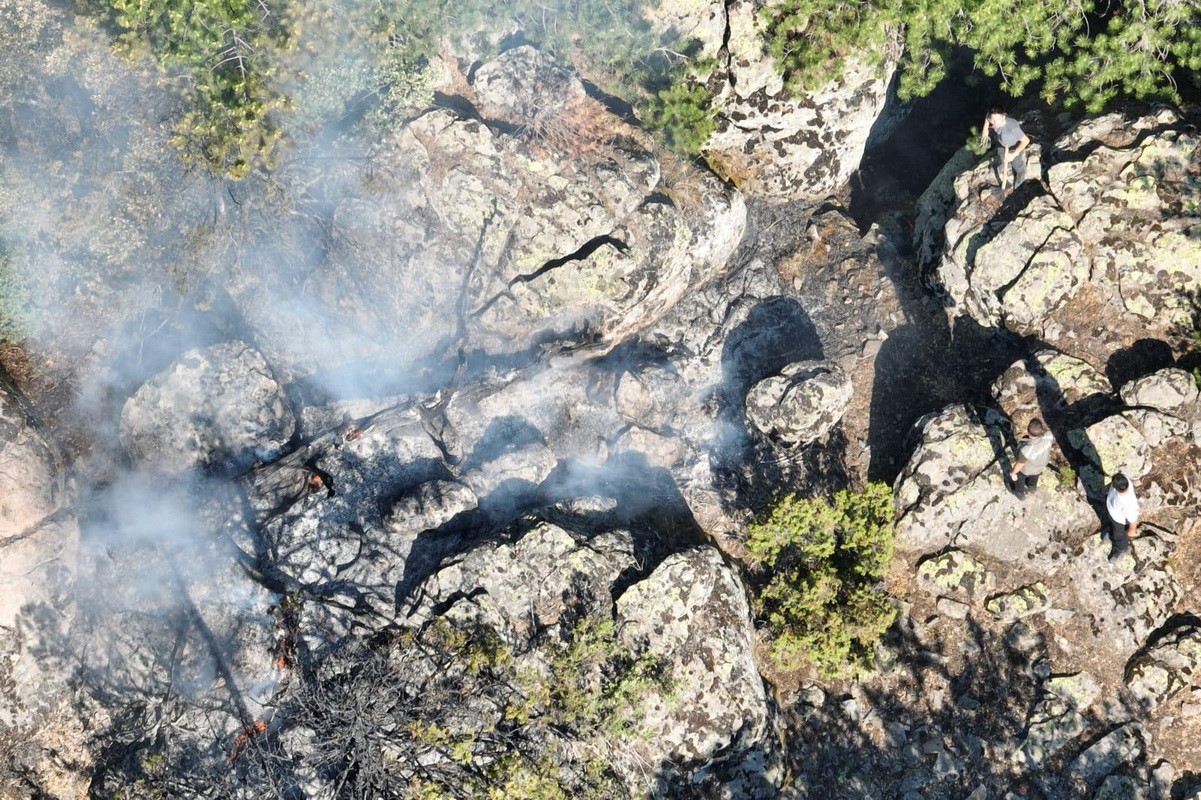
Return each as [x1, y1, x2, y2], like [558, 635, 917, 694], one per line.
[1, 2, 1200, 799]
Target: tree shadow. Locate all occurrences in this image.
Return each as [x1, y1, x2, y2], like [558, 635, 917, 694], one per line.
[1105, 339, 1176, 391]
[640, 608, 1167, 799]
[866, 236, 1025, 483]
[707, 297, 832, 512]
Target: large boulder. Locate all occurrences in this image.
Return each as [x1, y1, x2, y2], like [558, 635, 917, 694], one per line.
[702, 0, 900, 202]
[916, 109, 1201, 355]
[1126, 623, 1201, 710]
[407, 522, 638, 645]
[617, 546, 772, 785]
[0, 375, 83, 799]
[242, 407, 448, 625]
[1120, 368, 1200, 415]
[119, 341, 295, 476]
[233, 46, 746, 386]
[893, 404, 1094, 559]
[745, 359, 852, 445]
[991, 349, 1114, 424]
[1068, 412, 1154, 487]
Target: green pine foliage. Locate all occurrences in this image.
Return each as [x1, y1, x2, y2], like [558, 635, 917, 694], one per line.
[638, 79, 718, 156]
[91, 0, 294, 178]
[762, 0, 1201, 112]
[83, 0, 719, 166]
[746, 482, 897, 679]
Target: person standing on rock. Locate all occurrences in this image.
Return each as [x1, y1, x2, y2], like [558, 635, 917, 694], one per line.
[1105, 473, 1139, 561]
[980, 107, 1030, 192]
[1008, 418, 1054, 499]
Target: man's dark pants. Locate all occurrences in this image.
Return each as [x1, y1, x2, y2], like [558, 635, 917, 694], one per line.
[1109, 518, 1132, 555]
[1012, 472, 1039, 498]
[996, 146, 1027, 187]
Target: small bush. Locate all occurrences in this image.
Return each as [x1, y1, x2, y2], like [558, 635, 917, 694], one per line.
[965, 126, 991, 157]
[746, 482, 897, 679]
[1057, 464, 1077, 488]
[638, 80, 717, 157]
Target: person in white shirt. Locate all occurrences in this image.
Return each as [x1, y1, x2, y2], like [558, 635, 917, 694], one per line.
[1105, 473, 1139, 561]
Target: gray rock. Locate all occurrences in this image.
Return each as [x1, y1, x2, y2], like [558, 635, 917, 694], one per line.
[1068, 723, 1146, 790]
[384, 480, 477, 536]
[234, 46, 745, 384]
[617, 547, 771, 770]
[0, 373, 67, 535]
[461, 443, 557, 515]
[1124, 409, 1191, 449]
[1059, 530, 1180, 661]
[410, 522, 637, 645]
[0, 374, 82, 795]
[1120, 368, 1200, 415]
[916, 549, 997, 602]
[745, 359, 852, 445]
[893, 404, 1094, 557]
[704, 0, 900, 202]
[1093, 775, 1150, 800]
[918, 110, 1201, 347]
[1005, 621, 1044, 653]
[472, 44, 587, 126]
[120, 341, 294, 475]
[610, 425, 686, 467]
[0, 375, 74, 630]
[1126, 623, 1201, 709]
[1016, 672, 1100, 767]
[1068, 412, 1154, 486]
[986, 582, 1050, 622]
[614, 364, 679, 430]
[243, 407, 448, 622]
[937, 597, 971, 619]
[991, 349, 1113, 423]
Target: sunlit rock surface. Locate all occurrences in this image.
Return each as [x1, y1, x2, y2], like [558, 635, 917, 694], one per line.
[617, 547, 773, 784]
[702, 0, 901, 202]
[119, 341, 295, 475]
[233, 45, 746, 384]
[5, 11, 1201, 793]
[745, 359, 852, 445]
[893, 404, 1094, 558]
[917, 109, 1201, 349]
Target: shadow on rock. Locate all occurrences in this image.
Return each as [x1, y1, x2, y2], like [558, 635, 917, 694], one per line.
[1027, 353, 1111, 517]
[710, 297, 835, 512]
[1106, 339, 1177, 391]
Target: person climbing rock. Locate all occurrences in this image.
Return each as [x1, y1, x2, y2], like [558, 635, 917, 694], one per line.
[1105, 473, 1139, 562]
[980, 107, 1030, 192]
[1008, 418, 1054, 500]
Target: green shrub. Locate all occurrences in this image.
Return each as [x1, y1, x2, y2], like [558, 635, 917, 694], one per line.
[638, 80, 718, 157]
[88, 0, 295, 178]
[965, 126, 991, 157]
[1057, 464, 1077, 488]
[746, 482, 897, 679]
[368, 0, 717, 154]
[760, 0, 1201, 112]
[279, 612, 670, 800]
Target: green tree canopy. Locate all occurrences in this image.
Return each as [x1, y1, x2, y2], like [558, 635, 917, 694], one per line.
[746, 483, 897, 679]
[763, 0, 1201, 111]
